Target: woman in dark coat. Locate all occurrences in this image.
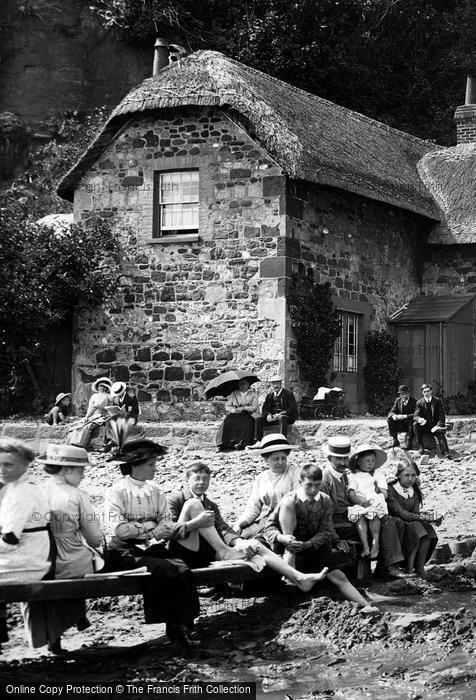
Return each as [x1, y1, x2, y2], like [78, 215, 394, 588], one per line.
[104, 438, 200, 647]
[387, 461, 439, 576]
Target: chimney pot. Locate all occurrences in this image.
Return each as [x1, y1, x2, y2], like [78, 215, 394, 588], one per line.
[153, 38, 170, 76]
[454, 75, 476, 144]
[465, 75, 476, 105]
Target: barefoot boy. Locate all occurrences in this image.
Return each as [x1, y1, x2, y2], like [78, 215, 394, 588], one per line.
[264, 464, 374, 608]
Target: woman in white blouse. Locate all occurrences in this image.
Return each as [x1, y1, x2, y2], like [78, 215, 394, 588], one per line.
[0, 438, 52, 653]
[104, 439, 201, 648]
[232, 434, 300, 539]
[216, 379, 258, 452]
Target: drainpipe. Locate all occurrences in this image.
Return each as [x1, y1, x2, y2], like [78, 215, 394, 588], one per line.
[439, 322, 444, 396]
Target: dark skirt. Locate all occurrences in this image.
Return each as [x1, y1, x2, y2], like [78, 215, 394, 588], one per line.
[394, 518, 438, 563]
[215, 412, 255, 449]
[107, 543, 200, 625]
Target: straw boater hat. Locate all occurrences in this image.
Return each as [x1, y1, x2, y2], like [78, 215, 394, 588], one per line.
[54, 392, 71, 406]
[110, 381, 127, 398]
[322, 436, 352, 458]
[349, 444, 387, 469]
[269, 375, 283, 383]
[92, 376, 113, 393]
[38, 444, 90, 468]
[260, 433, 298, 456]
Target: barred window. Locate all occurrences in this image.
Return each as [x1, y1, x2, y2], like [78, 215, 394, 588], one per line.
[155, 170, 199, 236]
[333, 312, 359, 372]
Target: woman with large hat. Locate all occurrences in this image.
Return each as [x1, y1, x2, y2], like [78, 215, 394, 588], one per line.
[232, 434, 300, 539]
[26, 444, 103, 654]
[70, 377, 112, 448]
[104, 438, 201, 648]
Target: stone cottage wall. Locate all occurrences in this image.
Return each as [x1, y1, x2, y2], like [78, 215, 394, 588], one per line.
[73, 107, 287, 418]
[280, 181, 432, 410]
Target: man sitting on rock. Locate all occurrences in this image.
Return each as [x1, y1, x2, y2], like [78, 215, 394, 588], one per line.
[387, 384, 416, 450]
[321, 435, 406, 579]
[251, 376, 298, 447]
[414, 383, 451, 458]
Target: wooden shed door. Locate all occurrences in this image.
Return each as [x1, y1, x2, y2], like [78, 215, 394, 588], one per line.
[395, 326, 425, 397]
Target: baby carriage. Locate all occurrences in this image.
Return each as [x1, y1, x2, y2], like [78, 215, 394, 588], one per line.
[312, 387, 349, 419]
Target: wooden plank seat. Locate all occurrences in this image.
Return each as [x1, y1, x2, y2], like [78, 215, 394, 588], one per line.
[0, 542, 364, 604]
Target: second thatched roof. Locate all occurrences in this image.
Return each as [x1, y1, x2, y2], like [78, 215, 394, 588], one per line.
[57, 50, 441, 219]
[417, 144, 476, 244]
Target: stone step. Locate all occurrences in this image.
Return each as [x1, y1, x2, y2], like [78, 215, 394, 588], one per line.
[1, 416, 476, 452]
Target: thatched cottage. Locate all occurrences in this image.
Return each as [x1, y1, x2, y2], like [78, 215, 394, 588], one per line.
[57, 47, 476, 416]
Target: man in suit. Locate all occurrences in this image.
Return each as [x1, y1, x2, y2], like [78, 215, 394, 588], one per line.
[253, 376, 298, 443]
[387, 384, 417, 449]
[414, 383, 451, 457]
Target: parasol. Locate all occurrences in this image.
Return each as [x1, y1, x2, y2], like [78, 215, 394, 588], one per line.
[204, 370, 260, 399]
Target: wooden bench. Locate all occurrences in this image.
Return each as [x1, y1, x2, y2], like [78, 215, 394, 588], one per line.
[0, 544, 364, 604]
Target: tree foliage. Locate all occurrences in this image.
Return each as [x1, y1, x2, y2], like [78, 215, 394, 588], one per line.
[363, 329, 400, 415]
[89, 0, 476, 145]
[0, 204, 120, 414]
[288, 276, 341, 392]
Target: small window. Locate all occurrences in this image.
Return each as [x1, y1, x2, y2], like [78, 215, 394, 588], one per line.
[154, 170, 199, 237]
[333, 312, 359, 372]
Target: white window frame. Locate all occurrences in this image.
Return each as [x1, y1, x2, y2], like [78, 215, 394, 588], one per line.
[333, 311, 359, 373]
[155, 170, 199, 237]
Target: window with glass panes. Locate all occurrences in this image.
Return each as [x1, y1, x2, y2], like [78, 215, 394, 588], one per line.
[155, 170, 199, 236]
[333, 312, 359, 372]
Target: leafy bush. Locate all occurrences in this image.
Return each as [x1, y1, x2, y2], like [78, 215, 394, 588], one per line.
[364, 330, 400, 415]
[444, 382, 476, 415]
[288, 276, 341, 393]
[0, 203, 120, 414]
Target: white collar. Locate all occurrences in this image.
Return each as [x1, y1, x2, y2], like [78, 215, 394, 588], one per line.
[327, 465, 345, 481]
[125, 475, 155, 497]
[393, 481, 414, 499]
[296, 486, 321, 503]
[274, 388, 283, 396]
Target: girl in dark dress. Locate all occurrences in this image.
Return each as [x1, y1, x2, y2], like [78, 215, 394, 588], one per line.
[387, 461, 439, 576]
[104, 438, 200, 647]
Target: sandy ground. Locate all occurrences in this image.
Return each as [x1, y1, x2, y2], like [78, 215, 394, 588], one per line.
[1, 436, 476, 698]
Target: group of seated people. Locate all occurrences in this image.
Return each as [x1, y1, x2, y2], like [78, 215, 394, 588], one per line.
[387, 383, 451, 457]
[0, 430, 440, 655]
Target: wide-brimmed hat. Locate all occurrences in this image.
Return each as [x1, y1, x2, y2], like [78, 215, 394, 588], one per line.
[322, 436, 352, 458]
[260, 433, 298, 455]
[398, 384, 409, 394]
[117, 439, 167, 475]
[349, 444, 387, 469]
[269, 375, 283, 383]
[92, 377, 113, 393]
[54, 392, 71, 406]
[38, 443, 90, 468]
[110, 381, 127, 397]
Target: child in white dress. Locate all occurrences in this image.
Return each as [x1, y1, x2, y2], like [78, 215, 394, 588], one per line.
[347, 445, 388, 560]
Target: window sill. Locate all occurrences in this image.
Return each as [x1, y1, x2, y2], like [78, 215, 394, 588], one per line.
[148, 234, 200, 244]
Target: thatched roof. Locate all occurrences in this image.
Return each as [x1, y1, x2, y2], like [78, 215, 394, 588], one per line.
[388, 293, 475, 324]
[417, 144, 476, 244]
[57, 50, 441, 219]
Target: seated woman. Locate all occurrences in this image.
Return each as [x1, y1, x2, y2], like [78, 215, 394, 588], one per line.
[104, 439, 201, 648]
[387, 461, 439, 576]
[232, 434, 300, 539]
[26, 444, 103, 655]
[216, 379, 258, 452]
[71, 377, 112, 448]
[46, 392, 72, 425]
[0, 439, 52, 654]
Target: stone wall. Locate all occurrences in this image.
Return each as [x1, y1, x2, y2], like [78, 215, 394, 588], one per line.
[281, 181, 432, 410]
[73, 107, 287, 417]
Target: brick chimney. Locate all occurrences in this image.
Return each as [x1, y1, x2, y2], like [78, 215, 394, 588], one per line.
[454, 75, 476, 143]
[153, 38, 186, 76]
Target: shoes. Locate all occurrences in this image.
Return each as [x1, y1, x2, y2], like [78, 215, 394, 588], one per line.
[247, 441, 262, 450]
[418, 448, 425, 455]
[47, 638, 67, 655]
[166, 623, 201, 648]
[215, 446, 225, 453]
[403, 443, 413, 451]
[383, 565, 406, 579]
[76, 616, 91, 631]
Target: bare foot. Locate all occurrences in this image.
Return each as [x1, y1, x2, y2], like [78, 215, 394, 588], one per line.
[295, 567, 329, 592]
[218, 548, 247, 561]
[361, 605, 379, 614]
[370, 542, 379, 560]
[361, 547, 370, 558]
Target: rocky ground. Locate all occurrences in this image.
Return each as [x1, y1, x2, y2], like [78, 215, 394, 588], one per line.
[1, 419, 476, 698]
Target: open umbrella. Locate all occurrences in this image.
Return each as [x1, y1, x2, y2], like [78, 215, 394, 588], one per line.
[204, 370, 260, 399]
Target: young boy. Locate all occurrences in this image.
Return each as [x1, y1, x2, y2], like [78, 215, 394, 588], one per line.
[265, 464, 374, 608]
